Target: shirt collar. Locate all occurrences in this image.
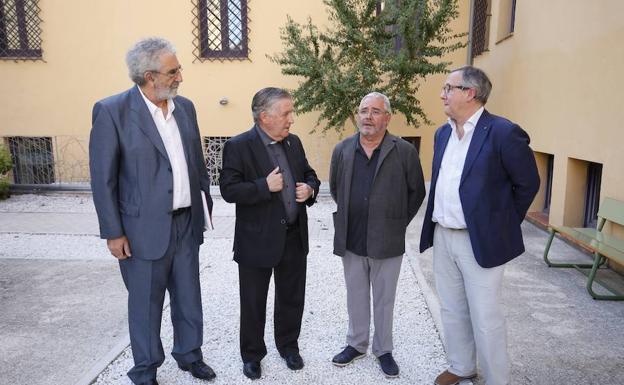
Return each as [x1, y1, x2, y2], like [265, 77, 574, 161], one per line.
[137, 85, 175, 118]
[255, 124, 281, 146]
[448, 106, 484, 135]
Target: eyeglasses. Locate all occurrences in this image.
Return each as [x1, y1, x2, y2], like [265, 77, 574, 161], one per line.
[151, 66, 183, 78]
[357, 108, 389, 117]
[442, 84, 470, 95]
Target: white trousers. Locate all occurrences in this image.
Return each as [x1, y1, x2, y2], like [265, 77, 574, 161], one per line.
[433, 225, 510, 385]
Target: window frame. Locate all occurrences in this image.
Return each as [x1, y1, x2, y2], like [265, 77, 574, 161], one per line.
[0, 0, 43, 59]
[198, 0, 249, 60]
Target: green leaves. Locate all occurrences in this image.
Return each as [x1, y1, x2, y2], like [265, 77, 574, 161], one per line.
[269, 0, 465, 134]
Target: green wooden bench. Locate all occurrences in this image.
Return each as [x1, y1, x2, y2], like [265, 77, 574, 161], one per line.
[543, 197, 624, 300]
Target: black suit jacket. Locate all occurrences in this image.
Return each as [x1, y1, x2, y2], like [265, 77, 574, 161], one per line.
[219, 126, 320, 268]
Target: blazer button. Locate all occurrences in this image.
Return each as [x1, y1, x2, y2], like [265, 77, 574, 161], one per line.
[280, 219, 286, 225]
[168, 167, 172, 172]
[168, 189, 173, 194]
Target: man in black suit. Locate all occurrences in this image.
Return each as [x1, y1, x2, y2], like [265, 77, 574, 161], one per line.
[219, 87, 320, 380]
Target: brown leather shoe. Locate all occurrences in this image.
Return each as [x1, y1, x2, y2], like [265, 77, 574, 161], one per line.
[434, 370, 477, 385]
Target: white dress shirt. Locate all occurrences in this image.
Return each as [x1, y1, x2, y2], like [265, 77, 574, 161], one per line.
[432, 107, 484, 229]
[138, 86, 191, 209]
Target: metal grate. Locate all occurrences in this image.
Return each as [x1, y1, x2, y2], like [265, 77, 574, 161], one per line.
[0, 0, 43, 60]
[6, 136, 55, 184]
[471, 0, 490, 59]
[193, 0, 249, 60]
[203, 136, 230, 185]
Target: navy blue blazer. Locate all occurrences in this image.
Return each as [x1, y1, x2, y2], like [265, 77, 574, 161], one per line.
[420, 110, 540, 268]
[89, 86, 212, 260]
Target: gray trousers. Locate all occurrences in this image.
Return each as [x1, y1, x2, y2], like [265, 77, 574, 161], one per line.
[119, 209, 204, 384]
[342, 250, 403, 357]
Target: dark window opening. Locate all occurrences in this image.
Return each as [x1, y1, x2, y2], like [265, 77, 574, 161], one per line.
[0, 0, 43, 59]
[7, 136, 55, 184]
[543, 154, 554, 214]
[401, 136, 421, 154]
[510, 0, 517, 33]
[583, 161, 602, 228]
[197, 0, 248, 60]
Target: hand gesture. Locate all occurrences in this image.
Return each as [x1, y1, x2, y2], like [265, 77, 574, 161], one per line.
[266, 166, 283, 192]
[295, 182, 313, 202]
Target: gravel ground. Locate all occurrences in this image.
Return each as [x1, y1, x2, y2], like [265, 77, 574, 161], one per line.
[0, 194, 447, 384]
[92, 239, 446, 385]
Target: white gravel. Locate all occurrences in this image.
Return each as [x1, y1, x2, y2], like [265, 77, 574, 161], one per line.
[1, 193, 448, 384]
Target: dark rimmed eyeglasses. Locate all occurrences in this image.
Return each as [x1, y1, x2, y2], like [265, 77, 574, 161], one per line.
[442, 84, 471, 95]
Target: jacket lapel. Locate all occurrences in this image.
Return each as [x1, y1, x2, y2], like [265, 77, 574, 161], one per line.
[247, 126, 275, 177]
[129, 86, 170, 162]
[342, 135, 357, 203]
[460, 110, 492, 185]
[433, 125, 452, 183]
[172, 99, 194, 167]
[374, 132, 397, 179]
[282, 137, 302, 179]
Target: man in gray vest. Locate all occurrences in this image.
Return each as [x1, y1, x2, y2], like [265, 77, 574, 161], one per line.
[89, 37, 215, 385]
[330, 92, 425, 378]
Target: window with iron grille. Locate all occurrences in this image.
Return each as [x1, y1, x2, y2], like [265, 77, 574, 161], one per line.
[471, 0, 491, 59]
[196, 0, 248, 60]
[203, 136, 230, 185]
[0, 0, 42, 59]
[6, 136, 55, 184]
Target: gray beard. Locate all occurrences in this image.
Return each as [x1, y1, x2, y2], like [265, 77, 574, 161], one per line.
[155, 86, 178, 101]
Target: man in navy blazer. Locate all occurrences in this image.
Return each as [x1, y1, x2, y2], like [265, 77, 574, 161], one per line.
[89, 38, 215, 385]
[420, 66, 539, 385]
[220, 87, 320, 380]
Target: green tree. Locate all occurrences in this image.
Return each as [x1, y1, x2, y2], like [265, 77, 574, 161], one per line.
[270, 0, 465, 133]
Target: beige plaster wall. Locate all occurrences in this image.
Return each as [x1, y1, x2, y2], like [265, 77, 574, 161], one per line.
[0, 0, 469, 181]
[473, 0, 624, 226]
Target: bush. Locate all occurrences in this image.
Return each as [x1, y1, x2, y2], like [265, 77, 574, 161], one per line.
[0, 177, 9, 200]
[0, 144, 11, 175]
[0, 145, 12, 200]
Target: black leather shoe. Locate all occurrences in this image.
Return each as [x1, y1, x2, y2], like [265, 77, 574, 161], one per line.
[178, 360, 216, 381]
[378, 353, 399, 378]
[243, 361, 261, 380]
[332, 345, 365, 367]
[282, 352, 304, 370]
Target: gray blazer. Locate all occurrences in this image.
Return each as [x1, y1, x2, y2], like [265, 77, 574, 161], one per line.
[89, 86, 212, 260]
[330, 132, 425, 259]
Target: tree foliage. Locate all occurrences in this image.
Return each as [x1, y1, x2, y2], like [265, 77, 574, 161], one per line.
[270, 0, 465, 133]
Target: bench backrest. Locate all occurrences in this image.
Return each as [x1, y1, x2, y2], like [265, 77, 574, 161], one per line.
[597, 197, 624, 230]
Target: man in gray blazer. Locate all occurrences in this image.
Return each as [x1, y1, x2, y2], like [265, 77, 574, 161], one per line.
[329, 92, 426, 378]
[89, 37, 215, 385]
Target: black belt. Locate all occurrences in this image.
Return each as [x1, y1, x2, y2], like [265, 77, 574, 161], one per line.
[171, 206, 191, 216]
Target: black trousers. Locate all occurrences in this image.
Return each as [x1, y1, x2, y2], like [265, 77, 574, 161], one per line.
[238, 228, 307, 363]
